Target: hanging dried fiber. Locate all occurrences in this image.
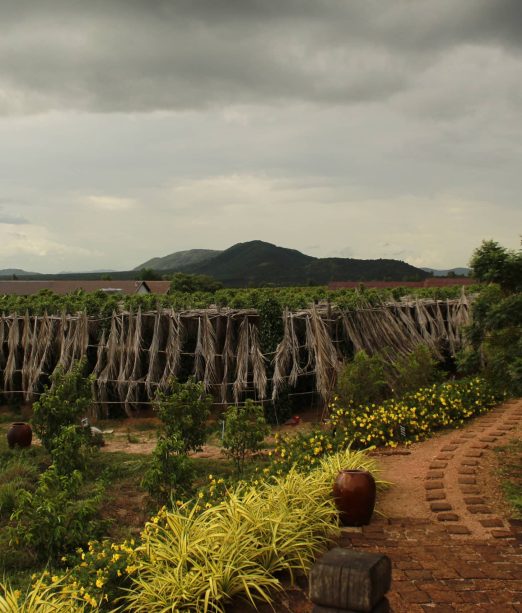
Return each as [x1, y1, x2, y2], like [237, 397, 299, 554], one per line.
[193, 316, 205, 382]
[21, 313, 33, 398]
[307, 305, 340, 401]
[69, 310, 89, 370]
[233, 316, 250, 403]
[145, 311, 162, 399]
[125, 307, 144, 413]
[220, 314, 234, 404]
[92, 329, 109, 418]
[4, 314, 20, 395]
[160, 310, 183, 391]
[97, 312, 123, 406]
[0, 315, 6, 371]
[249, 322, 267, 399]
[272, 309, 293, 400]
[115, 312, 135, 415]
[340, 309, 365, 354]
[26, 313, 53, 400]
[201, 314, 218, 391]
[288, 314, 303, 387]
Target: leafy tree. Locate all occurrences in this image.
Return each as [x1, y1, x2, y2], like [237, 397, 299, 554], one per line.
[169, 273, 223, 293]
[335, 351, 389, 407]
[9, 467, 105, 562]
[152, 377, 212, 453]
[31, 360, 93, 452]
[470, 239, 522, 293]
[222, 400, 270, 475]
[138, 267, 162, 281]
[459, 239, 522, 395]
[141, 434, 195, 504]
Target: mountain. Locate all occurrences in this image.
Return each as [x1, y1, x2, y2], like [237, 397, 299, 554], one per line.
[144, 240, 429, 286]
[135, 249, 221, 271]
[422, 267, 469, 277]
[0, 268, 42, 277]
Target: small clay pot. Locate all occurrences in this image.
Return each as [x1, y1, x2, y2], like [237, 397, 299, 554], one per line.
[6, 422, 33, 449]
[333, 469, 376, 526]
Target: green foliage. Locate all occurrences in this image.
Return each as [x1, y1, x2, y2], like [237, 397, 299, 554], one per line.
[153, 377, 211, 453]
[137, 267, 162, 281]
[0, 458, 39, 519]
[50, 425, 94, 476]
[0, 284, 467, 318]
[124, 448, 377, 613]
[222, 400, 270, 475]
[461, 239, 522, 395]
[329, 377, 499, 450]
[141, 435, 195, 504]
[31, 360, 93, 452]
[9, 466, 106, 563]
[335, 351, 389, 407]
[390, 345, 440, 396]
[470, 239, 522, 293]
[59, 538, 139, 609]
[0, 573, 92, 612]
[169, 272, 223, 293]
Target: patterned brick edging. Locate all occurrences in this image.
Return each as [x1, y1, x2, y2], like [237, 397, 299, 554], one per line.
[425, 402, 522, 540]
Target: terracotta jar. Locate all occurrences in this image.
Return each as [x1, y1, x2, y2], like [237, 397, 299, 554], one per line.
[333, 469, 376, 526]
[6, 422, 33, 449]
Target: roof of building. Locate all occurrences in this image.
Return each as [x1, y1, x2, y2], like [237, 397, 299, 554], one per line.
[0, 280, 159, 296]
[143, 280, 171, 294]
[328, 278, 476, 290]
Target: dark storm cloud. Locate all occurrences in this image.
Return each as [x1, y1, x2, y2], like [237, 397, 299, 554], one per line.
[1, 0, 521, 114]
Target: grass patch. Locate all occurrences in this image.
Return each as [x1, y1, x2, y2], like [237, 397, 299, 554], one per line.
[494, 437, 522, 519]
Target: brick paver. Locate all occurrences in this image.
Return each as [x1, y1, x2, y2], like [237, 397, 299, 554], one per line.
[371, 399, 522, 611]
[242, 400, 522, 612]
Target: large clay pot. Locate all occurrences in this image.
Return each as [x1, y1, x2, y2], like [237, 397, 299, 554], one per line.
[333, 469, 376, 526]
[6, 422, 33, 449]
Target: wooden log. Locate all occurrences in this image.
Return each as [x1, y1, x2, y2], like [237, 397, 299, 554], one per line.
[309, 548, 391, 612]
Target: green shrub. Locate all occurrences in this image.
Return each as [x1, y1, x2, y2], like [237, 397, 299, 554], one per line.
[59, 538, 139, 608]
[31, 360, 93, 452]
[50, 425, 94, 476]
[222, 400, 270, 475]
[9, 466, 106, 563]
[459, 285, 522, 396]
[390, 345, 440, 396]
[0, 457, 39, 520]
[124, 447, 378, 613]
[153, 377, 211, 453]
[0, 573, 93, 611]
[328, 377, 499, 450]
[335, 351, 389, 407]
[141, 434, 195, 504]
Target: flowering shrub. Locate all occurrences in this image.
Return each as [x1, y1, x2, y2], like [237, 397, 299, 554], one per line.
[270, 377, 499, 473]
[329, 377, 499, 449]
[33, 538, 140, 610]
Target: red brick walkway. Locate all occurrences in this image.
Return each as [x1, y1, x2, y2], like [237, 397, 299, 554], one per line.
[246, 399, 522, 613]
[338, 399, 522, 612]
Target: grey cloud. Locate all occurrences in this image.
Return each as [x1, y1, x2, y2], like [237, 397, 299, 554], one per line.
[1, 0, 521, 114]
[0, 209, 29, 225]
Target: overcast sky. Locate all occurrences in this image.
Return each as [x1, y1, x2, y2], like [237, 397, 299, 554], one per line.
[1, 0, 521, 273]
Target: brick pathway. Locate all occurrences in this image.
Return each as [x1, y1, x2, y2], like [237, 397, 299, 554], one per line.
[338, 399, 522, 612]
[241, 399, 522, 613]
